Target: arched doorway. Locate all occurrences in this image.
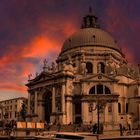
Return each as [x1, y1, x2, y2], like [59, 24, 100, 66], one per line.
[75, 102, 82, 124]
[44, 91, 52, 123]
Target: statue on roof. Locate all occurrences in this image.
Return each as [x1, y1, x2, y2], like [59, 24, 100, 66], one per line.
[28, 74, 32, 80]
[43, 59, 47, 67]
[51, 62, 56, 73]
[43, 59, 49, 72]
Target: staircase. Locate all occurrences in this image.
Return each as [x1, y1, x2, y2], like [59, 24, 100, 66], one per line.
[46, 124, 91, 132]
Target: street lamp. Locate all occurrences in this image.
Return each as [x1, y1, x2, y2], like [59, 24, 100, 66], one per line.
[90, 99, 106, 134]
[97, 103, 104, 134]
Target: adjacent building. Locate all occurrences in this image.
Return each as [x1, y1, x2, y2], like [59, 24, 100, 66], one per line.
[26, 11, 140, 130]
[0, 97, 27, 121]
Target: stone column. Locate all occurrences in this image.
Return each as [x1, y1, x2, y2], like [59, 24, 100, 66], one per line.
[36, 91, 44, 121]
[92, 102, 96, 123]
[66, 97, 72, 124]
[104, 104, 108, 123]
[113, 102, 118, 124]
[27, 92, 31, 115]
[138, 86, 140, 96]
[52, 87, 55, 113]
[34, 91, 38, 115]
[82, 102, 85, 123]
[138, 104, 140, 127]
[62, 84, 66, 124]
[62, 84, 65, 113]
[82, 102, 88, 124]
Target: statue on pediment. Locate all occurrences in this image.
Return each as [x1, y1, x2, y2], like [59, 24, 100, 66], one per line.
[67, 80, 74, 94]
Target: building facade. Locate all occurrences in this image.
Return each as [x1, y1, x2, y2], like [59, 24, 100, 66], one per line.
[26, 11, 140, 130]
[0, 97, 27, 121]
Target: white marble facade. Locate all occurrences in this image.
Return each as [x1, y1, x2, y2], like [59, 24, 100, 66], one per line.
[26, 12, 140, 130]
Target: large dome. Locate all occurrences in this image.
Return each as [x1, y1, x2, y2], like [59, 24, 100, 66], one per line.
[61, 27, 121, 53]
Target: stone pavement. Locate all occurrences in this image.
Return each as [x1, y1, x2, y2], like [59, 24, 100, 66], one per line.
[77, 131, 120, 140]
[1, 129, 138, 140]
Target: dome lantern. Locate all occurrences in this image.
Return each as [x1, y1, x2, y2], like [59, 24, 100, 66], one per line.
[81, 7, 100, 29]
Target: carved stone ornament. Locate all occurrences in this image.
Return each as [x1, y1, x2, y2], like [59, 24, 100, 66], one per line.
[106, 61, 117, 76]
[67, 80, 74, 94]
[63, 62, 74, 73]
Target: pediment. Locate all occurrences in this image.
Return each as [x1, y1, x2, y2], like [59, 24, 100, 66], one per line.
[28, 72, 54, 83]
[81, 73, 118, 82]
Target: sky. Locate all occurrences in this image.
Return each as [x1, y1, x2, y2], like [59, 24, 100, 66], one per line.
[0, 0, 140, 100]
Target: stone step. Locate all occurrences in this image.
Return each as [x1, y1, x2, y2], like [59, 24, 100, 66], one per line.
[47, 125, 91, 132]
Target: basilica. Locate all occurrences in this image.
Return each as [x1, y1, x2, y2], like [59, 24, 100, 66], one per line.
[26, 11, 140, 130]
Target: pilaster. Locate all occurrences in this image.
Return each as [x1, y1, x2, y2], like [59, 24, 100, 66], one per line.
[92, 102, 97, 123]
[66, 97, 72, 124]
[82, 102, 88, 124]
[27, 92, 31, 115]
[113, 102, 118, 124]
[52, 87, 55, 113]
[138, 86, 140, 96]
[34, 91, 38, 115]
[104, 104, 108, 123]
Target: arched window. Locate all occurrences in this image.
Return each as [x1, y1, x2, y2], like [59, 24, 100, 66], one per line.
[89, 86, 95, 94]
[105, 86, 111, 94]
[89, 85, 111, 94]
[97, 62, 105, 73]
[97, 84, 103, 94]
[118, 103, 121, 113]
[126, 103, 128, 113]
[86, 62, 93, 73]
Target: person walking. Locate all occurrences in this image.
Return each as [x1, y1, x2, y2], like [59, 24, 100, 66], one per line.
[92, 123, 97, 134]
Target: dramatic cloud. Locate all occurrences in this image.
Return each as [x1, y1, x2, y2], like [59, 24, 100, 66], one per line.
[0, 0, 140, 100]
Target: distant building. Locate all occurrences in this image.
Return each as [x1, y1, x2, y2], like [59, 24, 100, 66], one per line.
[0, 97, 27, 121]
[26, 10, 140, 130]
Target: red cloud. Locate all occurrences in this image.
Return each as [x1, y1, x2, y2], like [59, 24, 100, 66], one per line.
[0, 18, 77, 97]
[22, 36, 60, 58]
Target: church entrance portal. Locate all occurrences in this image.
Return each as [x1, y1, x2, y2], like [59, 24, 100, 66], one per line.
[44, 91, 52, 123]
[74, 102, 82, 124]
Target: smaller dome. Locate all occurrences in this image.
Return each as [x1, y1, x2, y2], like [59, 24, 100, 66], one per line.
[61, 28, 121, 54]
